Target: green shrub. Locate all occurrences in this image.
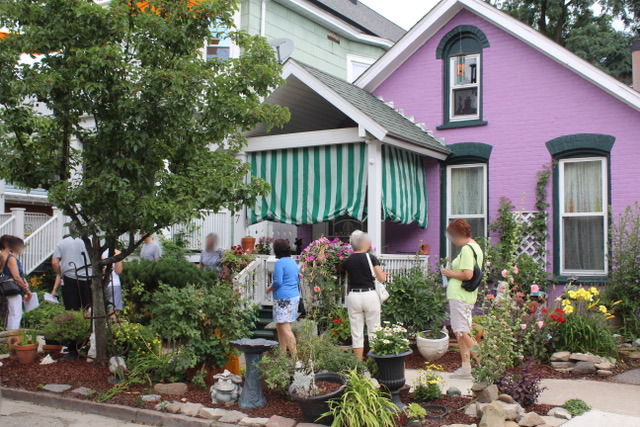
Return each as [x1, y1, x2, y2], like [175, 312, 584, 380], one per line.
[556, 312, 617, 356]
[42, 311, 92, 343]
[563, 399, 591, 416]
[382, 262, 447, 335]
[22, 294, 67, 331]
[412, 363, 444, 403]
[259, 352, 296, 392]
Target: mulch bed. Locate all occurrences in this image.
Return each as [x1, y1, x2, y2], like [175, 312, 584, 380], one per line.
[405, 344, 462, 371]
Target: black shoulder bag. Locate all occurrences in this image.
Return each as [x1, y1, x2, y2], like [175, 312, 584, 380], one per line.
[0, 255, 23, 297]
[461, 244, 484, 292]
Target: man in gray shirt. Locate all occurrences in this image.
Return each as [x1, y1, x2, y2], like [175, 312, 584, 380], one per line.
[140, 234, 162, 261]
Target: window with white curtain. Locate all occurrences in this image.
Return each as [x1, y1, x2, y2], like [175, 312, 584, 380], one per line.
[446, 163, 487, 258]
[559, 157, 608, 275]
[347, 55, 375, 83]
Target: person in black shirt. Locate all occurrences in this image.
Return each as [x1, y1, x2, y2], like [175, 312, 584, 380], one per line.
[342, 230, 387, 360]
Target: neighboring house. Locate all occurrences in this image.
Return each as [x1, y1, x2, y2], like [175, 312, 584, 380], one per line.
[244, 0, 640, 284]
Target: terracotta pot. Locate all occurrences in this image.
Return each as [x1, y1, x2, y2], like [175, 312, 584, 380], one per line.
[241, 237, 256, 252]
[7, 331, 22, 359]
[43, 344, 64, 360]
[15, 343, 38, 364]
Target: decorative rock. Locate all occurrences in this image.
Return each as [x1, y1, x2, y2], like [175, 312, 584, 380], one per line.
[447, 386, 462, 397]
[594, 362, 614, 370]
[519, 411, 546, 426]
[569, 353, 601, 363]
[635, 338, 640, 347]
[571, 361, 597, 375]
[547, 407, 572, 420]
[295, 424, 330, 427]
[239, 417, 270, 426]
[475, 384, 499, 403]
[505, 422, 519, 427]
[219, 410, 249, 423]
[444, 425, 477, 427]
[165, 401, 183, 414]
[42, 384, 71, 393]
[479, 401, 505, 427]
[179, 402, 204, 417]
[550, 362, 574, 369]
[471, 381, 489, 391]
[597, 369, 614, 377]
[500, 402, 524, 421]
[154, 401, 168, 411]
[498, 394, 515, 404]
[71, 386, 92, 396]
[464, 403, 478, 417]
[198, 407, 227, 420]
[550, 352, 571, 362]
[540, 416, 568, 426]
[265, 415, 297, 427]
[141, 394, 161, 402]
[153, 382, 188, 395]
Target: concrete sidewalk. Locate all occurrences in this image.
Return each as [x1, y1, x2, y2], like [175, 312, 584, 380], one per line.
[562, 410, 640, 427]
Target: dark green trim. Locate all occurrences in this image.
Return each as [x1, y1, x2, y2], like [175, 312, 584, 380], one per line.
[447, 142, 493, 162]
[555, 275, 609, 285]
[436, 25, 490, 59]
[546, 133, 615, 158]
[440, 163, 448, 259]
[437, 120, 488, 130]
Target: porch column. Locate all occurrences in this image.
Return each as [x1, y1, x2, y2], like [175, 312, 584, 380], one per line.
[0, 180, 5, 213]
[11, 207, 25, 240]
[366, 140, 383, 253]
[233, 151, 249, 247]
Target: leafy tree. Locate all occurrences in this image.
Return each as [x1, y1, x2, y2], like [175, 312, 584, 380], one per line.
[0, 0, 289, 361]
[490, 0, 633, 81]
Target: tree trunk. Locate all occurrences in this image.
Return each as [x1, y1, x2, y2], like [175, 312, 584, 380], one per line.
[89, 242, 110, 364]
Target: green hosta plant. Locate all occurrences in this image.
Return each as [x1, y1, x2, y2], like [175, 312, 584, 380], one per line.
[370, 322, 410, 355]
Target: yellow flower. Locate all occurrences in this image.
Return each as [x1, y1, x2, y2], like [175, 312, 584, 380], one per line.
[561, 299, 571, 306]
[568, 290, 578, 299]
[598, 305, 608, 314]
[563, 305, 575, 314]
[612, 300, 622, 306]
[589, 287, 599, 296]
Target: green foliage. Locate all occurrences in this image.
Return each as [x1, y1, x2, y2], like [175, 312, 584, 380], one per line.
[322, 369, 398, 427]
[405, 403, 427, 419]
[19, 329, 38, 346]
[22, 295, 67, 331]
[563, 398, 591, 416]
[259, 352, 296, 392]
[490, 197, 521, 270]
[220, 245, 255, 277]
[382, 263, 448, 335]
[147, 283, 254, 368]
[495, 360, 544, 407]
[42, 311, 92, 343]
[370, 322, 410, 355]
[0, 0, 288, 359]
[557, 311, 617, 356]
[325, 308, 351, 343]
[605, 203, 640, 338]
[413, 363, 444, 403]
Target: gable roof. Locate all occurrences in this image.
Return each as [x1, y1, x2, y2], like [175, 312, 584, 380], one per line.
[309, 0, 406, 42]
[279, 60, 451, 158]
[354, 0, 640, 113]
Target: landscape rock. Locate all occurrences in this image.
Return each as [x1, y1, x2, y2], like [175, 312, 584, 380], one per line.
[498, 394, 515, 404]
[70, 386, 92, 396]
[550, 352, 571, 362]
[479, 401, 505, 427]
[42, 384, 72, 393]
[265, 415, 297, 427]
[464, 403, 478, 417]
[142, 394, 161, 402]
[630, 352, 640, 359]
[219, 410, 249, 423]
[571, 361, 597, 375]
[447, 386, 462, 397]
[635, 338, 640, 347]
[505, 422, 520, 427]
[475, 384, 499, 403]
[198, 407, 226, 420]
[547, 407, 572, 420]
[165, 401, 183, 414]
[550, 362, 574, 369]
[292, 424, 328, 427]
[179, 402, 203, 417]
[239, 417, 270, 426]
[153, 382, 188, 395]
[519, 411, 546, 426]
[569, 353, 601, 363]
[444, 424, 477, 427]
[594, 362, 614, 370]
[471, 381, 489, 391]
[540, 416, 568, 426]
[597, 369, 613, 377]
[500, 402, 524, 421]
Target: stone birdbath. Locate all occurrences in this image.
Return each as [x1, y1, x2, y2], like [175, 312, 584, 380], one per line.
[230, 338, 278, 409]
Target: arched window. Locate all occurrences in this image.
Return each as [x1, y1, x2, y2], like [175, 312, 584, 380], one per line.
[436, 25, 490, 130]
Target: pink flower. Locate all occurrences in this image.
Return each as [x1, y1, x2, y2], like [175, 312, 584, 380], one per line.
[531, 284, 540, 293]
[486, 294, 495, 300]
[537, 321, 544, 329]
[501, 269, 508, 278]
[516, 291, 525, 298]
[513, 266, 519, 274]
[313, 286, 321, 293]
[518, 355, 525, 360]
[510, 277, 515, 283]
[520, 323, 527, 330]
[486, 261, 491, 267]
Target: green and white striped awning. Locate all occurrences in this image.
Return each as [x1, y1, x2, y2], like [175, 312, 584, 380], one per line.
[382, 145, 428, 228]
[249, 143, 367, 225]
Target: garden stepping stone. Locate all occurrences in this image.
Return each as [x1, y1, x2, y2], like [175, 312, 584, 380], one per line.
[549, 352, 571, 362]
[540, 416, 567, 426]
[71, 386, 93, 396]
[518, 411, 545, 426]
[612, 368, 640, 385]
[153, 382, 188, 395]
[239, 417, 270, 426]
[179, 402, 204, 417]
[199, 407, 227, 420]
[42, 384, 71, 393]
[265, 415, 297, 427]
[571, 361, 596, 375]
[547, 407, 572, 420]
[142, 394, 161, 402]
[219, 410, 248, 423]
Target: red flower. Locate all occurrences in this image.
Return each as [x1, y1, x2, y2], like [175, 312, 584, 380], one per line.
[333, 318, 343, 324]
[555, 308, 564, 314]
[332, 329, 338, 334]
[550, 313, 566, 323]
[516, 292, 525, 298]
[541, 308, 549, 314]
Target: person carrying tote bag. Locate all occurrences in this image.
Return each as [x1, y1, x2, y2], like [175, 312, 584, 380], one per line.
[342, 230, 388, 361]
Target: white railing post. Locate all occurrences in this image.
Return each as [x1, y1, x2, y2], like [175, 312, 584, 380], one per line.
[0, 180, 5, 214]
[11, 207, 25, 239]
[53, 207, 64, 243]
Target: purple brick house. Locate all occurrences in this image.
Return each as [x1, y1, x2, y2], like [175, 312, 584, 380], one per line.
[245, 0, 640, 283]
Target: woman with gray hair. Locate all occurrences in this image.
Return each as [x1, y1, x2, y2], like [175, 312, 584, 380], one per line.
[342, 230, 387, 360]
[199, 233, 223, 272]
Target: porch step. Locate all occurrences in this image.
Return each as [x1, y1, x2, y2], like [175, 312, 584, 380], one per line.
[251, 329, 276, 340]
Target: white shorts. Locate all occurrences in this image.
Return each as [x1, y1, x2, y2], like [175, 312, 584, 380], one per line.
[449, 299, 473, 335]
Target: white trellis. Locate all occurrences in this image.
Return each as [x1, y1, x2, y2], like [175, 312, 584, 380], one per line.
[513, 211, 547, 266]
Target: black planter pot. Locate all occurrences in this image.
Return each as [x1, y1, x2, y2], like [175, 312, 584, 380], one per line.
[288, 372, 347, 425]
[368, 349, 412, 409]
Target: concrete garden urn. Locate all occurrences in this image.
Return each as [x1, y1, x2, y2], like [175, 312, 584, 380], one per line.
[368, 349, 412, 410]
[416, 329, 449, 362]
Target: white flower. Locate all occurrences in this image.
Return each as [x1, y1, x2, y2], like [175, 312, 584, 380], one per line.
[382, 339, 391, 344]
[384, 333, 392, 337]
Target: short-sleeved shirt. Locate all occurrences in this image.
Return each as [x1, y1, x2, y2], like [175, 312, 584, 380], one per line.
[53, 237, 89, 280]
[102, 250, 121, 287]
[140, 241, 162, 261]
[272, 257, 300, 300]
[200, 248, 223, 271]
[447, 242, 484, 305]
[342, 252, 380, 291]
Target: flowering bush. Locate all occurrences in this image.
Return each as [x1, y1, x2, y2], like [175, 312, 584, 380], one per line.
[113, 321, 162, 358]
[42, 310, 92, 343]
[370, 322, 410, 355]
[328, 308, 352, 343]
[413, 363, 444, 402]
[220, 245, 255, 276]
[255, 237, 274, 255]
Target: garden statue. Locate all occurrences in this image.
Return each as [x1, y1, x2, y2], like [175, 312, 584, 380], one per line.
[210, 369, 243, 404]
[108, 356, 127, 383]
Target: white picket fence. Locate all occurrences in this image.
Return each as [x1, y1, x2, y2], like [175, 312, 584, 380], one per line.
[163, 210, 239, 250]
[22, 214, 64, 274]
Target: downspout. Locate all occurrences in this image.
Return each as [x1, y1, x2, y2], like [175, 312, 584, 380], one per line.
[260, 0, 267, 37]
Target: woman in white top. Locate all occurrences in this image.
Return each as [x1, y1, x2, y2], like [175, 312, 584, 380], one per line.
[102, 248, 123, 318]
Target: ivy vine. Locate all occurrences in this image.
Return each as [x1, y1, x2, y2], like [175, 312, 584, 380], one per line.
[528, 165, 551, 264]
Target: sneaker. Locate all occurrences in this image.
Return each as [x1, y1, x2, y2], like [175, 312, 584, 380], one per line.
[450, 367, 472, 379]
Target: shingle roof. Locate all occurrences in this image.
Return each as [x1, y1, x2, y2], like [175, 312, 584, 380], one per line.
[296, 61, 450, 154]
[309, 0, 406, 42]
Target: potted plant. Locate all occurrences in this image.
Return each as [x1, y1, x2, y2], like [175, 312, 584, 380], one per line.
[367, 322, 412, 409]
[14, 330, 39, 364]
[288, 369, 347, 425]
[42, 310, 92, 355]
[416, 328, 449, 362]
[255, 236, 274, 255]
[241, 235, 256, 252]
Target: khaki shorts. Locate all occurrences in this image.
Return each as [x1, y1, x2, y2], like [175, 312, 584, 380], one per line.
[449, 299, 473, 336]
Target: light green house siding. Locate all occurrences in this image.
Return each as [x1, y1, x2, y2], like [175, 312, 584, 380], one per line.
[239, 0, 387, 80]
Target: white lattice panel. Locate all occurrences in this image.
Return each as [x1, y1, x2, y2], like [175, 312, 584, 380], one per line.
[513, 211, 547, 266]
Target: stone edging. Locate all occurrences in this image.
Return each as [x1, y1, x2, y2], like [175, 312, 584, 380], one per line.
[1, 387, 236, 427]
